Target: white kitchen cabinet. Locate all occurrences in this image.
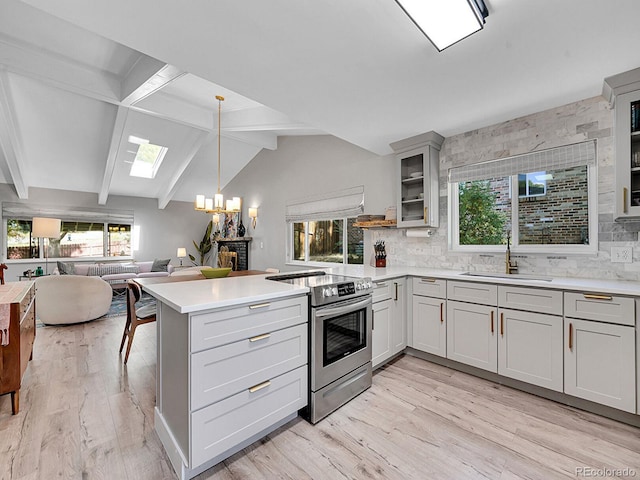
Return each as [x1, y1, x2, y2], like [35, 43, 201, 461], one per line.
[563, 290, 637, 413]
[372, 277, 406, 369]
[372, 297, 392, 369]
[391, 278, 407, 355]
[497, 308, 563, 392]
[612, 89, 640, 219]
[390, 131, 444, 228]
[564, 318, 636, 413]
[496, 286, 564, 392]
[413, 295, 446, 357]
[446, 300, 497, 372]
[155, 294, 308, 479]
[411, 277, 447, 357]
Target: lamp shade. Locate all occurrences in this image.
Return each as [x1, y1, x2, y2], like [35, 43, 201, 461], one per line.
[32, 217, 61, 238]
[177, 247, 187, 258]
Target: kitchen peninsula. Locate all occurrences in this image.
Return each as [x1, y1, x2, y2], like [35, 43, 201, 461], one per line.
[139, 275, 309, 480]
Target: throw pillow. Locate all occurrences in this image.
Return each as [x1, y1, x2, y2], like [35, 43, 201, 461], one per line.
[151, 258, 171, 272]
[57, 261, 75, 275]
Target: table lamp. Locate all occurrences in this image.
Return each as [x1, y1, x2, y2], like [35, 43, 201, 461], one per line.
[32, 217, 61, 275]
[177, 247, 187, 266]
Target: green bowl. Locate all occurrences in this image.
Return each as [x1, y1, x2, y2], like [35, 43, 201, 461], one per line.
[201, 267, 232, 278]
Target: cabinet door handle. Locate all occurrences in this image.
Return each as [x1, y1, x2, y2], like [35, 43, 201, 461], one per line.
[500, 312, 504, 337]
[490, 310, 494, 333]
[248, 380, 271, 393]
[394, 282, 399, 301]
[423, 207, 428, 224]
[249, 333, 271, 342]
[440, 303, 443, 323]
[568, 323, 573, 351]
[371, 311, 375, 331]
[249, 302, 271, 310]
[623, 187, 628, 214]
[583, 293, 612, 301]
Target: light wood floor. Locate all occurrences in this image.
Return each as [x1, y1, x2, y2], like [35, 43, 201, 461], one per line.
[1, 314, 639, 480]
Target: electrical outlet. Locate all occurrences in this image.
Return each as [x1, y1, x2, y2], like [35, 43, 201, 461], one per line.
[611, 246, 633, 263]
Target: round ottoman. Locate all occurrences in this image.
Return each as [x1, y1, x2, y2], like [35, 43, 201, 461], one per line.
[35, 275, 113, 325]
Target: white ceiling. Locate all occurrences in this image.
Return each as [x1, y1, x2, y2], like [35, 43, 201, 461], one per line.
[1, 0, 640, 208]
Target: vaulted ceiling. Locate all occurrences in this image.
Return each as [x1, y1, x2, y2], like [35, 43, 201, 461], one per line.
[1, 0, 640, 209]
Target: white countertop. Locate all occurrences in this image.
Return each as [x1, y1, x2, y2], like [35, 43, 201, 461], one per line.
[139, 275, 309, 313]
[142, 265, 640, 314]
[324, 265, 640, 296]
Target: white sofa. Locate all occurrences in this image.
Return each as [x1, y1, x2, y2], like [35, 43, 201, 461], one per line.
[54, 260, 174, 289]
[36, 275, 112, 325]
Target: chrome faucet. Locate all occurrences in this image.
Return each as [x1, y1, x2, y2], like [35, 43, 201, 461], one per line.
[506, 232, 518, 274]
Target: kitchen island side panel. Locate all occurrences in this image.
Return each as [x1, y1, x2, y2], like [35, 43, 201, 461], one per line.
[159, 303, 190, 460]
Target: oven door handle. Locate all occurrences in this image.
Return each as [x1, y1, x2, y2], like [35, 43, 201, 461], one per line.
[314, 297, 372, 318]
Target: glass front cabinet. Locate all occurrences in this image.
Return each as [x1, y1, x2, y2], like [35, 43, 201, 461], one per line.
[391, 131, 444, 228]
[605, 68, 640, 219]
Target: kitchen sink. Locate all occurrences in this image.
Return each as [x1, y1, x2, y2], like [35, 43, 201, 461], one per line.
[460, 272, 553, 282]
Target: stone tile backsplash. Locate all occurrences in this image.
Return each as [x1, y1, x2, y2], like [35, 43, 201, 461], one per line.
[372, 95, 640, 281]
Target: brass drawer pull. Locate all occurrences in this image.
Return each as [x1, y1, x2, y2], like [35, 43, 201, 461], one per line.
[249, 380, 271, 393]
[583, 294, 612, 301]
[490, 311, 494, 333]
[249, 302, 271, 310]
[420, 278, 436, 283]
[249, 333, 271, 342]
[500, 312, 504, 337]
[568, 323, 573, 351]
[623, 187, 628, 214]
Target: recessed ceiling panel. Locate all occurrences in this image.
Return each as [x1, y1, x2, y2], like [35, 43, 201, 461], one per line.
[8, 72, 117, 193]
[108, 109, 207, 199]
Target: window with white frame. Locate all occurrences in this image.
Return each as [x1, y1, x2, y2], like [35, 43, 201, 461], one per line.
[286, 186, 365, 266]
[3, 203, 134, 260]
[448, 141, 597, 253]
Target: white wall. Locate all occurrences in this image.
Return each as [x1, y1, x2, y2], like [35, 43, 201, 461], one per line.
[0, 185, 211, 281]
[223, 135, 395, 271]
[225, 96, 640, 281]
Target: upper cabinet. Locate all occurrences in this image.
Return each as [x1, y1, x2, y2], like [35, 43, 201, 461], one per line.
[603, 68, 640, 219]
[390, 131, 444, 228]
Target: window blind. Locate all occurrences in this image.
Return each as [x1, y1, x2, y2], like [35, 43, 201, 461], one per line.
[1, 203, 134, 224]
[448, 140, 596, 184]
[285, 186, 364, 222]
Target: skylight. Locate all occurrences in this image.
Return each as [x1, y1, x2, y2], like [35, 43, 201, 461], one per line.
[129, 143, 168, 179]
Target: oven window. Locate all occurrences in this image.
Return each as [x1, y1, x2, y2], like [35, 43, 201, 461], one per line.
[323, 309, 366, 367]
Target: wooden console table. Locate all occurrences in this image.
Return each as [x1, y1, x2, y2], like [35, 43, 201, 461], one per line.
[0, 281, 36, 414]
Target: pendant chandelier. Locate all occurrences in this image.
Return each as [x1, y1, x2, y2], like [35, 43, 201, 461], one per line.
[195, 95, 241, 215]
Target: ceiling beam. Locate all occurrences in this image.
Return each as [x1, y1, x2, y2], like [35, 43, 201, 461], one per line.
[131, 92, 211, 131]
[121, 57, 186, 106]
[157, 130, 210, 209]
[0, 35, 121, 104]
[222, 106, 316, 133]
[98, 106, 129, 205]
[222, 130, 277, 151]
[0, 68, 28, 198]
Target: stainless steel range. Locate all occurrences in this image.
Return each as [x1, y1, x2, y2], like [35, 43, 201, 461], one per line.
[267, 271, 373, 423]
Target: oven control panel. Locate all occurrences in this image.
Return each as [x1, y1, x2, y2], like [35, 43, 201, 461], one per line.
[321, 279, 372, 299]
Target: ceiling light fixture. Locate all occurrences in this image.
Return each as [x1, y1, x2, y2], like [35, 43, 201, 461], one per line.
[395, 0, 488, 51]
[195, 95, 241, 215]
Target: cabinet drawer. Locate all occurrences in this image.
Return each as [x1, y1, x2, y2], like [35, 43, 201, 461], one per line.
[191, 365, 307, 468]
[191, 323, 307, 411]
[447, 281, 497, 305]
[191, 296, 307, 352]
[564, 292, 635, 326]
[19, 286, 34, 319]
[372, 280, 393, 303]
[498, 286, 563, 315]
[412, 277, 446, 299]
